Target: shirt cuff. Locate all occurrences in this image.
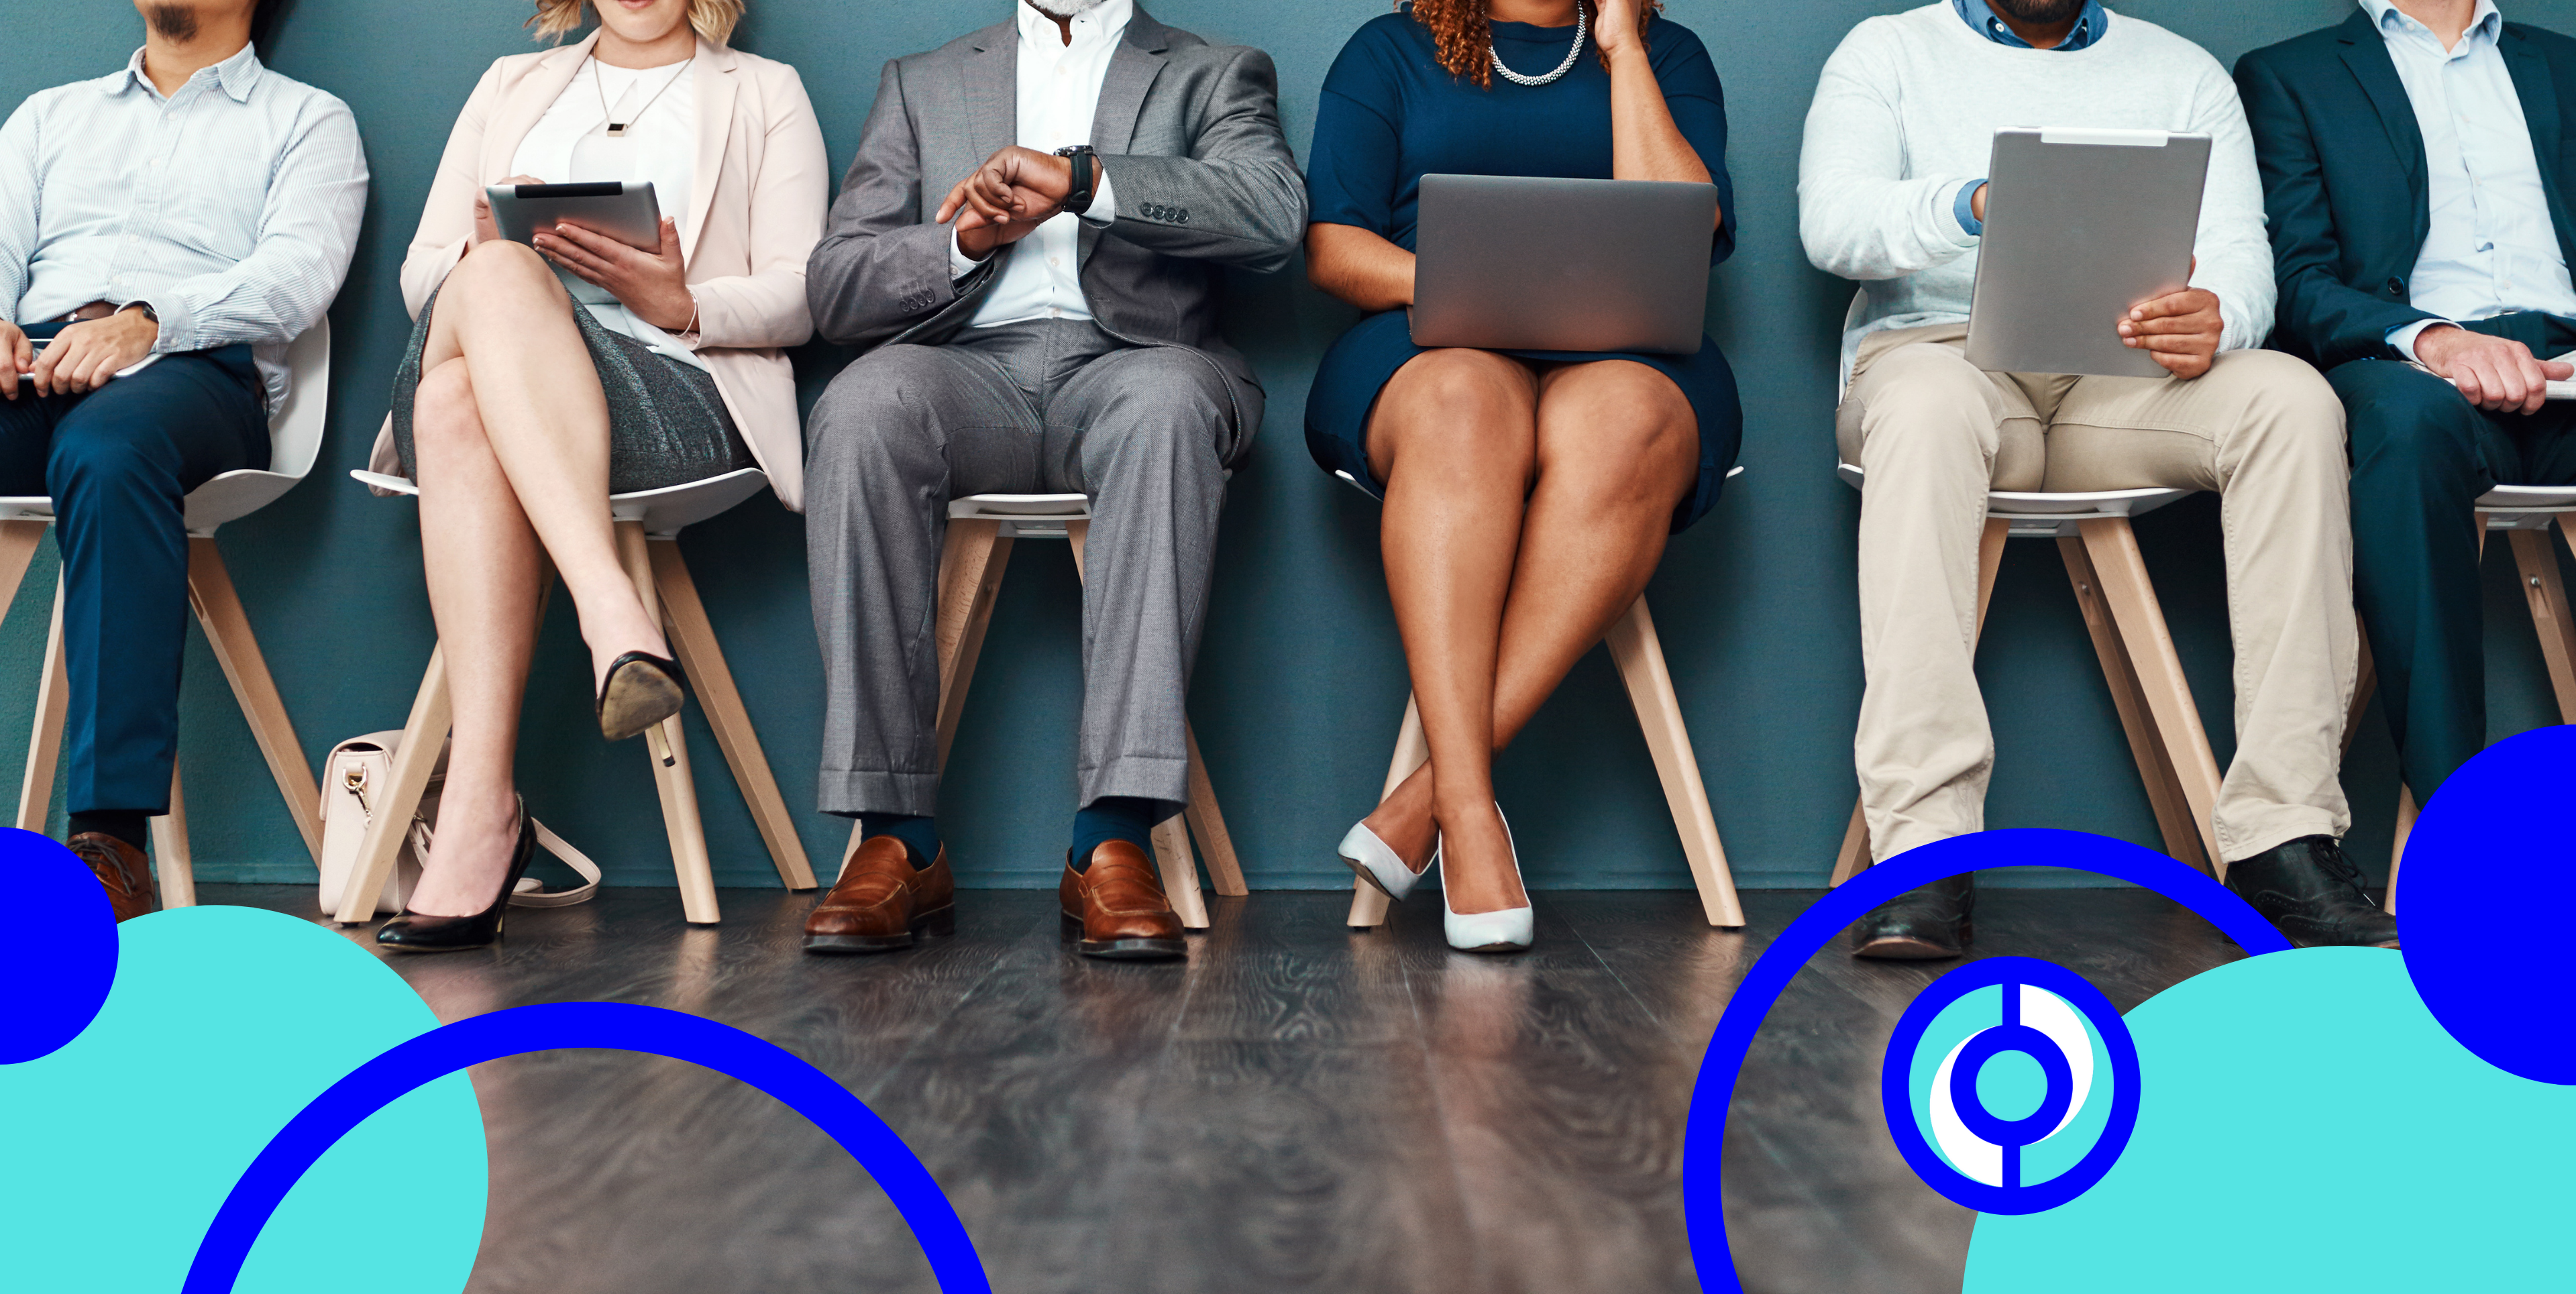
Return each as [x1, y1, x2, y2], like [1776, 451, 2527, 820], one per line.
[949, 226, 983, 284]
[2387, 317, 2451, 364]
[1081, 166, 1118, 227]
[136, 294, 191, 354]
[1952, 179, 1986, 240]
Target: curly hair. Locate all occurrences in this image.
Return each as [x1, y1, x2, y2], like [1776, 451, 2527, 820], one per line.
[527, 0, 743, 47]
[1402, 0, 1660, 89]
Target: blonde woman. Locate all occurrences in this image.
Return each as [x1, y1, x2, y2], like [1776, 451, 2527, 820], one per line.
[373, 0, 826, 950]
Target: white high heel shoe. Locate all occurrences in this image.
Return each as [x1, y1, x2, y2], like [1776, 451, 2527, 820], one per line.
[1338, 818, 1434, 902]
[1442, 808, 1533, 953]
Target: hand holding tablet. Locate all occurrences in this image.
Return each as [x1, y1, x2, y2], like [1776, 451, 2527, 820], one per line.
[482, 181, 694, 331]
[2416, 325, 2576, 413]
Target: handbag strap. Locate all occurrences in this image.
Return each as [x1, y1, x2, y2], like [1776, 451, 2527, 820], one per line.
[400, 815, 604, 908]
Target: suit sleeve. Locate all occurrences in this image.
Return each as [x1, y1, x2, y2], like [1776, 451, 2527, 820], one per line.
[1094, 46, 1307, 272]
[403, 62, 503, 319]
[805, 60, 995, 349]
[2235, 50, 2432, 367]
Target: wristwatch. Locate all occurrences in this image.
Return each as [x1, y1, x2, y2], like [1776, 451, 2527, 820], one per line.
[1053, 144, 1097, 217]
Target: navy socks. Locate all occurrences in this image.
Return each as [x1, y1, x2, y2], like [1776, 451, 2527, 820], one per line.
[857, 813, 941, 869]
[1068, 796, 1175, 871]
[69, 810, 150, 853]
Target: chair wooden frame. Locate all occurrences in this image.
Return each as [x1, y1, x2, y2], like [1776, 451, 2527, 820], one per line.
[832, 494, 1248, 931]
[329, 467, 819, 926]
[2359, 484, 2576, 915]
[1828, 466, 2225, 886]
[10, 322, 338, 907]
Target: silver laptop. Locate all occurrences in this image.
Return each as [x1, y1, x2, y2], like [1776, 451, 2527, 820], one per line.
[1410, 174, 1718, 355]
[1964, 129, 2210, 378]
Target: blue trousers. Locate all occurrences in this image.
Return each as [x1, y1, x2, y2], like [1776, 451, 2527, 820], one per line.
[0, 324, 266, 817]
[2332, 312, 2576, 799]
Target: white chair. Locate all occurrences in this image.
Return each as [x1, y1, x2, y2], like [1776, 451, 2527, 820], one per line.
[7, 319, 336, 908]
[836, 491, 1247, 930]
[331, 464, 820, 925]
[2362, 482, 2576, 912]
[1334, 464, 1748, 931]
[1828, 463, 2226, 885]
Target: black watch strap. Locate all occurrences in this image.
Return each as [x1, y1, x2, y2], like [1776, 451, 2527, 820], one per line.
[1054, 144, 1097, 217]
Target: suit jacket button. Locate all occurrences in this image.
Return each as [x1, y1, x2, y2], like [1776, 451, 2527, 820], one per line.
[2387, 278, 2405, 296]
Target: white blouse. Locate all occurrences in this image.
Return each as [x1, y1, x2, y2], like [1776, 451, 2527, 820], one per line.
[511, 57, 707, 371]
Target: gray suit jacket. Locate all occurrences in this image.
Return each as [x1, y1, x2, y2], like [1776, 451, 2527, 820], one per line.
[807, 9, 1305, 449]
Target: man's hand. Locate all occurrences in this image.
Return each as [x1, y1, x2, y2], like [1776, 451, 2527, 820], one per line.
[2118, 270, 2223, 380]
[2416, 325, 2573, 415]
[1972, 182, 1988, 223]
[1, 319, 32, 402]
[30, 307, 157, 397]
[936, 146, 1095, 261]
[535, 216, 696, 333]
[472, 174, 545, 246]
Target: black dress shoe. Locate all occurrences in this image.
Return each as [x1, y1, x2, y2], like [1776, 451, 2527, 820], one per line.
[2223, 836, 2399, 949]
[597, 650, 687, 742]
[376, 799, 538, 954]
[1851, 873, 1975, 960]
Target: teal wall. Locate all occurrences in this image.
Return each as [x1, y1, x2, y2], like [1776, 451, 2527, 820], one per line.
[5, 1, 2573, 894]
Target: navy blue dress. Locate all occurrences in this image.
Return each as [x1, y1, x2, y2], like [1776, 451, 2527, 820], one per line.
[1303, 11, 1743, 531]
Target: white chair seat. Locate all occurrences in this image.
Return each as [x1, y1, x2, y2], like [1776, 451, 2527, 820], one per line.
[1837, 462, 2191, 538]
[951, 492, 1089, 539]
[352, 464, 770, 539]
[2477, 484, 2576, 531]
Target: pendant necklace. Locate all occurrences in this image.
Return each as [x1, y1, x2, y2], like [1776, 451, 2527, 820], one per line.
[594, 54, 690, 138]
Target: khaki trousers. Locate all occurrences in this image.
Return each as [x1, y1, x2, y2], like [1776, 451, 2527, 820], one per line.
[1837, 324, 2357, 863]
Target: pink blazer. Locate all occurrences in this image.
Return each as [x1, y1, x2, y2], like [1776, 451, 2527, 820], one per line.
[378, 33, 827, 510]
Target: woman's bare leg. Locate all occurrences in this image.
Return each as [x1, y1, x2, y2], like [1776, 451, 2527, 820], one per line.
[420, 241, 665, 691]
[1367, 362, 1699, 914]
[404, 358, 547, 916]
[1358, 349, 1539, 907]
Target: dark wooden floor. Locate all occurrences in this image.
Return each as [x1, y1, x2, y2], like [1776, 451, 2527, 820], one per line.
[205, 883, 2242, 1294]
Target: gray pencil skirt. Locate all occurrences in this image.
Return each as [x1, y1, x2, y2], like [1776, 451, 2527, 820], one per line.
[390, 284, 753, 494]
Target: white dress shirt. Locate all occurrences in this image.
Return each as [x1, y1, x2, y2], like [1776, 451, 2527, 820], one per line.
[2363, 0, 2576, 358]
[0, 44, 367, 413]
[511, 57, 709, 371]
[949, 0, 1129, 328]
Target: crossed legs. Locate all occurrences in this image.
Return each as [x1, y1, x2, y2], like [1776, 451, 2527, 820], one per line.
[402, 241, 672, 916]
[1358, 350, 1699, 915]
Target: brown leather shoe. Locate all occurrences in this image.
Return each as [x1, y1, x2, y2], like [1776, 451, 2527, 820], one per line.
[1059, 841, 1185, 961]
[803, 837, 955, 954]
[68, 832, 156, 923]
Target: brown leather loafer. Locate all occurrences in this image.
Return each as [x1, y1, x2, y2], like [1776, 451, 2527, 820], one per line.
[1060, 841, 1185, 961]
[804, 837, 955, 954]
[68, 832, 156, 923]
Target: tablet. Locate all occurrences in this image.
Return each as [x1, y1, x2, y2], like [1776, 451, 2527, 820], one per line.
[1964, 128, 2211, 379]
[484, 181, 661, 305]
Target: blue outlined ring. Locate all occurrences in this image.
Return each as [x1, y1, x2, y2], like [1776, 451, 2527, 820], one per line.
[1880, 955, 2141, 1216]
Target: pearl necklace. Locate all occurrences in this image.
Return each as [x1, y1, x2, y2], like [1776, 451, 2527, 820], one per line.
[1491, 3, 1589, 88]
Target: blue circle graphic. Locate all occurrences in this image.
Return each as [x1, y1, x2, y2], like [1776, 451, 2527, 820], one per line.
[1884, 957, 2140, 1213]
[2396, 724, 2576, 1085]
[1680, 828, 2294, 1293]
[0, 828, 119, 1065]
[182, 1001, 990, 1294]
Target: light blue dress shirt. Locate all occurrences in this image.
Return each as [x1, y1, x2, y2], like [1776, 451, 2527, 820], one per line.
[2361, 0, 2576, 359]
[0, 44, 368, 413]
[1948, 0, 2114, 235]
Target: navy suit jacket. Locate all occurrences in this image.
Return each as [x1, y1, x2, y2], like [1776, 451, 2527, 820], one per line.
[2235, 11, 2576, 370]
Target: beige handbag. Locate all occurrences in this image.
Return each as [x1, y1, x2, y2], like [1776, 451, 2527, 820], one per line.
[317, 730, 602, 916]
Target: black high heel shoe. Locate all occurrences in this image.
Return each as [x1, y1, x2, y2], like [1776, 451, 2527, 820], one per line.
[376, 798, 537, 954]
[596, 649, 686, 742]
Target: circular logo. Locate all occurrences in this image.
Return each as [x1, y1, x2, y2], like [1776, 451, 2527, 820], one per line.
[1880, 956, 2141, 1214]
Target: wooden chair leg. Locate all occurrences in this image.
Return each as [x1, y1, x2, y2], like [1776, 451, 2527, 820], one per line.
[1181, 722, 1246, 896]
[1834, 518, 2010, 884]
[1152, 812, 1211, 930]
[651, 539, 817, 892]
[151, 764, 195, 908]
[2078, 517, 2225, 876]
[2509, 525, 2576, 723]
[2061, 535, 2208, 871]
[619, 521, 718, 924]
[0, 519, 46, 628]
[17, 576, 67, 833]
[2387, 781, 2415, 916]
[185, 537, 323, 863]
[1348, 696, 1426, 930]
[333, 646, 449, 924]
[1605, 596, 1743, 928]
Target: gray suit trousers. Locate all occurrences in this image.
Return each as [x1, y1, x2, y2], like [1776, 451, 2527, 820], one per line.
[807, 319, 1238, 816]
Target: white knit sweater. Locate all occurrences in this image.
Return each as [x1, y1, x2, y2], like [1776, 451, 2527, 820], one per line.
[1797, 3, 2274, 388]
